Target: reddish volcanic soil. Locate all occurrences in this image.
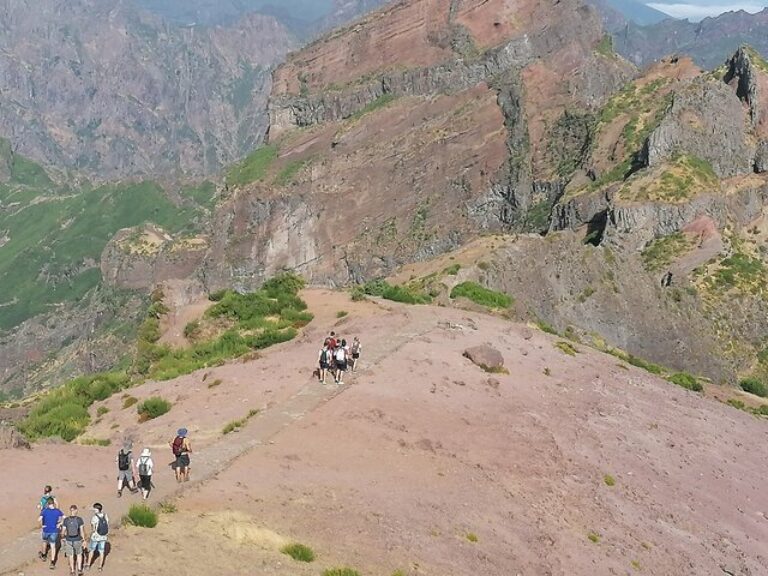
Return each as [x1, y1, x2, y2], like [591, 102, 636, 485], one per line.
[2, 289, 768, 576]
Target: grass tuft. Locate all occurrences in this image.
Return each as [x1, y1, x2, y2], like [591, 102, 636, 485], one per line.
[323, 569, 361, 576]
[588, 531, 601, 543]
[667, 372, 703, 392]
[603, 474, 616, 487]
[124, 504, 158, 528]
[137, 397, 172, 421]
[555, 341, 579, 356]
[466, 532, 478, 543]
[280, 543, 315, 562]
[740, 377, 767, 397]
[336, 310, 348, 318]
[158, 502, 177, 514]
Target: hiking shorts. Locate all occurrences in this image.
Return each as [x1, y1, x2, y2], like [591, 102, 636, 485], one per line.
[352, 352, 360, 359]
[176, 454, 190, 468]
[139, 474, 152, 492]
[320, 361, 329, 369]
[336, 361, 347, 371]
[63, 539, 83, 557]
[117, 470, 132, 485]
[89, 539, 107, 553]
[41, 532, 58, 544]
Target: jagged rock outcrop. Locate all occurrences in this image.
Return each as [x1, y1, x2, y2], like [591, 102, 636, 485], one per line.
[641, 78, 754, 177]
[101, 226, 208, 290]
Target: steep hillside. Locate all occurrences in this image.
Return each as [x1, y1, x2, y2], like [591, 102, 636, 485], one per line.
[202, 0, 632, 291]
[0, 0, 295, 179]
[1, 293, 766, 575]
[614, 8, 768, 69]
[0, 142, 216, 397]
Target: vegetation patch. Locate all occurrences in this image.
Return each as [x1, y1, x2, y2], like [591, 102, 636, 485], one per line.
[622, 154, 719, 203]
[740, 377, 768, 397]
[17, 372, 131, 441]
[450, 282, 512, 308]
[280, 543, 315, 562]
[275, 158, 310, 187]
[225, 144, 278, 187]
[625, 354, 664, 375]
[603, 474, 616, 487]
[322, 569, 361, 576]
[536, 320, 559, 335]
[124, 504, 158, 528]
[442, 263, 461, 276]
[80, 438, 111, 447]
[641, 232, 692, 272]
[336, 310, 348, 318]
[361, 279, 432, 305]
[137, 397, 172, 421]
[667, 372, 703, 392]
[555, 341, 579, 356]
[143, 273, 310, 380]
[222, 409, 259, 435]
[588, 531, 601, 543]
[349, 93, 396, 121]
[595, 34, 615, 59]
[466, 532, 479, 543]
[158, 501, 177, 514]
[122, 396, 138, 409]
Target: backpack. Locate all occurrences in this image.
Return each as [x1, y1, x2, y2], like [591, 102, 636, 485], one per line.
[138, 457, 150, 476]
[63, 516, 81, 539]
[335, 347, 346, 362]
[117, 450, 130, 471]
[96, 514, 109, 536]
[172, 436, 184, 456]
[320, 349, 329, 363]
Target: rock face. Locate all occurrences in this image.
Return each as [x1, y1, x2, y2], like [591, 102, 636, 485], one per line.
[204, 0, 633, 290]
[0, 0, 296, 179]
[463, 345, 505, 371]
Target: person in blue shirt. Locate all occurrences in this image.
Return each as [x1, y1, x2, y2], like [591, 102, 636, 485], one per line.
[39, 497, 63, 568]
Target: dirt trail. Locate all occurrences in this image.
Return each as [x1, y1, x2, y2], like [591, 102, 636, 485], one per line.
[3, 291, 768, 576]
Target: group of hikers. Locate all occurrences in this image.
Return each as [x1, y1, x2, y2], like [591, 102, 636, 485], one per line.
[35, 428, 192, 574]
[318, 331, 362, 385]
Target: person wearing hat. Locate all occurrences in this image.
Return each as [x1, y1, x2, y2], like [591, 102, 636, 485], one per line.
[170, 428, 192, 483]
[88, 503, 109, 572]
[137, 448, 154, 499]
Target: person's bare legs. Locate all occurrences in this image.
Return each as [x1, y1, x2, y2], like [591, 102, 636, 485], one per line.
[68, 547, 76, 574]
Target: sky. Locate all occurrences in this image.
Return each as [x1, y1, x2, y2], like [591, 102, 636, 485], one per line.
[647, 0, 767, 20]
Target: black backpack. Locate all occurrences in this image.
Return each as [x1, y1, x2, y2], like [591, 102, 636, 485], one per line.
[96, 514, 108, 536]
[118, 450, 130, 471]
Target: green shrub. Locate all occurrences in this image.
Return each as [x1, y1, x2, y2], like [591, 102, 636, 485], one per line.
[322, 569, 361, 576]
[124, 504, 158, 528]
[350, 286, 366, 301]
[122, 396, 138, 409]
[96, 406, 110, 416]
[184, 321, 201, 340]
[226, 144, 278, 187]
[603, 474, 616, 487]
[137, 397, 172, 420]
[668, 372, 703, 392]
[728, 398, 746, 410]
[336, 310, 348, 318]
[381, 284, 432, 304]
[442, 263, 461, 275]
[626, 354, 664, 375]
[536, 320, 559, 335]
[740, 378, 768, 397]
[450, 282, 512, 308]
[280, 543, 315, 562]
[466, 532, 478, 542]
[588, 531, 601, 543]
[17, 372, 131, 441]
[757, 404, 768, 416]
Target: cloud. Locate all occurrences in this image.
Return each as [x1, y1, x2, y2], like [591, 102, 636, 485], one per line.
[647, 2, 767, 20]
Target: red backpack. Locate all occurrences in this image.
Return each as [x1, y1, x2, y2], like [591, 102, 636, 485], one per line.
[172, 436, 184, 456]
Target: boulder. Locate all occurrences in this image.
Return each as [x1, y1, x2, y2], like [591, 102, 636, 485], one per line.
[0, 424, 30, 450]
[463, 345, 505, 371]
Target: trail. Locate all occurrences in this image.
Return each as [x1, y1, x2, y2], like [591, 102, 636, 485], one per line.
[0, 293, 418, 576]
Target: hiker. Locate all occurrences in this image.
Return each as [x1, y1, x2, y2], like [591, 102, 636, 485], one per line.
[88, 503, 109, 572]
[137, 447, 154, 499]
[38, 485, 58, 511]
[171, 428, 192, 482]
[328, 331, 337, 351]
[334, 338, 349, 385]
[62, 504, 86, 576]
[350, 336, 362, 372]
[318, 341, 331, 384]
[39, 497, 63, 568]
[116, 443, 138, 497]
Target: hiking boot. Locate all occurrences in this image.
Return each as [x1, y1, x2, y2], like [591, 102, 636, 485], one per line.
[117, 490, 122, 498]
[39, 551, 46, 561]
